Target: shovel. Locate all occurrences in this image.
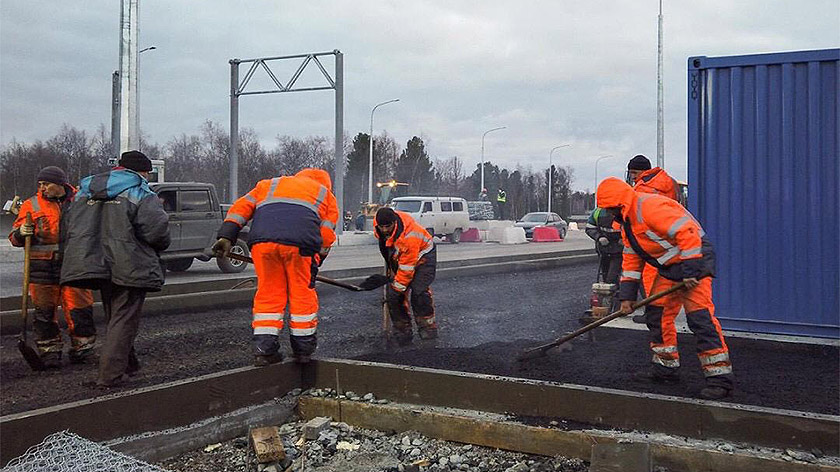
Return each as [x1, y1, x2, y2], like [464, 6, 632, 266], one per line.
[517, 281, 688, 362]
[18, 214, 45, 371]
[218, 251, 364, 292]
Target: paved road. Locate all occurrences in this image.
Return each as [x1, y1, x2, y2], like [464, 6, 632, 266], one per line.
[0, 231, 594, 296]
[0, 258, 598, 415]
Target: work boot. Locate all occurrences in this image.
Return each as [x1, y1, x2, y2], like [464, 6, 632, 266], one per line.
[418, 328, 438, 340]
[632, 369, 679, 384]
[254, 351, 284, 367]
[40, 352, 62, 369]
[632, 314, 646, 324]
[394, 332, 413, 347]
[95, 373, 130, 389]
[69, 336, 97, 364]
[699, 386, 731, 400]
[126, 350, 141, 376]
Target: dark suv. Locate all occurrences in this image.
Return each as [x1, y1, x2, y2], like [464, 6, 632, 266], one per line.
[150, 182, 249, 273]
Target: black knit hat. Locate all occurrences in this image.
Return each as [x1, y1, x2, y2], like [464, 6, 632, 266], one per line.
[627, 154, 652, 171]
[119, 150, 153, 172]
[36, 166, 68, 186]
[375, 207, 398, 226]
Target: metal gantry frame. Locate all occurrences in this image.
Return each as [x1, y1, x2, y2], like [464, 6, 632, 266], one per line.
[229, 50, 344, 232]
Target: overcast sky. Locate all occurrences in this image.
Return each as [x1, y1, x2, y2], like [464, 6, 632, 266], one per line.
[1, 1, 837, 190]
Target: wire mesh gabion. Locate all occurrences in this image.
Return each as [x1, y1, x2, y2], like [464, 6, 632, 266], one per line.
[3, 430, 170, 472]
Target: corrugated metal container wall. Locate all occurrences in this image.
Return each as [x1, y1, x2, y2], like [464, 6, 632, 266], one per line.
[687, 49, 839, 338]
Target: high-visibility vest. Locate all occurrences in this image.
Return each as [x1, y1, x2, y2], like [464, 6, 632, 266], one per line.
[497, 190, 506, 203]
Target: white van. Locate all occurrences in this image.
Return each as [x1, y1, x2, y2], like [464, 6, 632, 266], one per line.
[391, 196, 471, 243]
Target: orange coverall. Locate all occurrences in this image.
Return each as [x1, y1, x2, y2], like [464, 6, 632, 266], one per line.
[10, 191, 95, 362]
[597, 178, 733, 389]
[219, 168, 338, 357]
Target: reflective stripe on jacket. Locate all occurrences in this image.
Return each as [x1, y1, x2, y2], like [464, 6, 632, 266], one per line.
[375, 211, 435, 292]
[219, 169, 338, 256]
[596, 178, 709, 300]
[10, 189, 74, 284]
[634, 167, 678, 201]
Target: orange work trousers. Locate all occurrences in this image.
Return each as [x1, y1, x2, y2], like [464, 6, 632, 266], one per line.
[29, 283, 95, 342]
[643, 276, 733, 385]
[250, 242, 319, 356]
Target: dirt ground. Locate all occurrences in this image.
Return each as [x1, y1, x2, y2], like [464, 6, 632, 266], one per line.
[2, 261, 837, 417]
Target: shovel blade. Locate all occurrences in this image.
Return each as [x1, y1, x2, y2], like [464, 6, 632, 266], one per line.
[18, 335, 44, 371]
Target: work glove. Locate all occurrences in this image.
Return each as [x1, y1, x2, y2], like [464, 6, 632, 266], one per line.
[211, 237, 232, 258]
[18, 222, 35, 237]
[359, 274, 390, 291]
[316, 247, 331, 266]
[597, 236, 609, 246]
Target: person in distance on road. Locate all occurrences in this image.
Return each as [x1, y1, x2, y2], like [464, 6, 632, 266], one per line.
[213, 168, 338, 366]
[596, 177, 734, 401]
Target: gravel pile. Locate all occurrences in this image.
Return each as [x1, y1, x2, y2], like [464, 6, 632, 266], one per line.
[158, 389, 591, 472]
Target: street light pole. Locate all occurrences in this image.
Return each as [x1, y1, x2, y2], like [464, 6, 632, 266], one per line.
[594, 155, 614, 210]
[480, 126, 506, 193]
[368, 98, 399, 203]
[548, 144, 571, 214]
[136, 46, 156, 151]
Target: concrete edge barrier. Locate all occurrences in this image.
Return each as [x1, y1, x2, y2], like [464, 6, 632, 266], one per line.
[298, 396, 835, 472]
[0, 253, 598, 334]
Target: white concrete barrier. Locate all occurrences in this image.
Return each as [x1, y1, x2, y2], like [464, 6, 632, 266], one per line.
[568, 222, 579, 231]
[470, 220, 514, 231]
[336, 231, 377, 246]
[499, 227, 528, 244]
[482, 221, 516, 242]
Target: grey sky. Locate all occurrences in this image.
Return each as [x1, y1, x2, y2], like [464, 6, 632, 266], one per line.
[1, 1, 837, 190]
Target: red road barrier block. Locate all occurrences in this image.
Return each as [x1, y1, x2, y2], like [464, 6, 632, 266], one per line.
[460, 227, 482, 242]
[531, 226, 562, 242]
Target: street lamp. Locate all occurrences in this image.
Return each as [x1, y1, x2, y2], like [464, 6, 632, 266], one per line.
[368, 98, 400, 203]
[480, 126, 506, 194]
[136, 46, 156, 150]
[593, 155, 614, 210]
[548, 144, 571, 214]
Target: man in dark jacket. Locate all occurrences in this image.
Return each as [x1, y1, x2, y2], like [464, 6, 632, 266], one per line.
[585, 207, 623, 285]
[61, 151, 170, 387]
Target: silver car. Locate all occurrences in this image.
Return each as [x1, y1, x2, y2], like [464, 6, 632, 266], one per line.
[514, 212, 568, 239]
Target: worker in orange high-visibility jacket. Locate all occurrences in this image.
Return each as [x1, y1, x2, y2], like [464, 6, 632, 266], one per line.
[625, 154, 680, 324]
[596, 177, 733, 401]
[373, 207, 437, 346]
[9, 166, 95, 368]
[213, 168, 338, 366]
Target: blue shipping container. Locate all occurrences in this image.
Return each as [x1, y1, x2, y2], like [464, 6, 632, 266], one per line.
[687, 48, 839, 338]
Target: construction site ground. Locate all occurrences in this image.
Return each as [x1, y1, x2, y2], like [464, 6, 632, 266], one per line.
[2, 258, 837, 417]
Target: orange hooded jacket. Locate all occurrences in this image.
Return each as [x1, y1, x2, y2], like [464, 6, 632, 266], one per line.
[375, 211, 435, 292]
[219, 168, 338, 255]
[633, 167, 678, 201]
[596, 178, 709, 300]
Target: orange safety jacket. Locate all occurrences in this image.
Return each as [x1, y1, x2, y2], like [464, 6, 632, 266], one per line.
[219, 169, 338, 256]
[10, 189, 75, 259]
[596, 178, 711, 301]
[633, 167, 678, 201]
[375, 211, 435, 292]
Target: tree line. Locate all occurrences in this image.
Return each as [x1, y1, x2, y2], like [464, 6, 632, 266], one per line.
[0, 122, 594, 220]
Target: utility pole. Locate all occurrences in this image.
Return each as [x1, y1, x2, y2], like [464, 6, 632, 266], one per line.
[118, 0, 139, 153]
[656, 0, 665, 168]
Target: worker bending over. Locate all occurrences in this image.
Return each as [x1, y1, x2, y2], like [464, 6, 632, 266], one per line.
[597, 177, 734, 400]
[365, 207, 438, 346]
[214, 169, 338, 365]
[585, 207, 623, 285]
